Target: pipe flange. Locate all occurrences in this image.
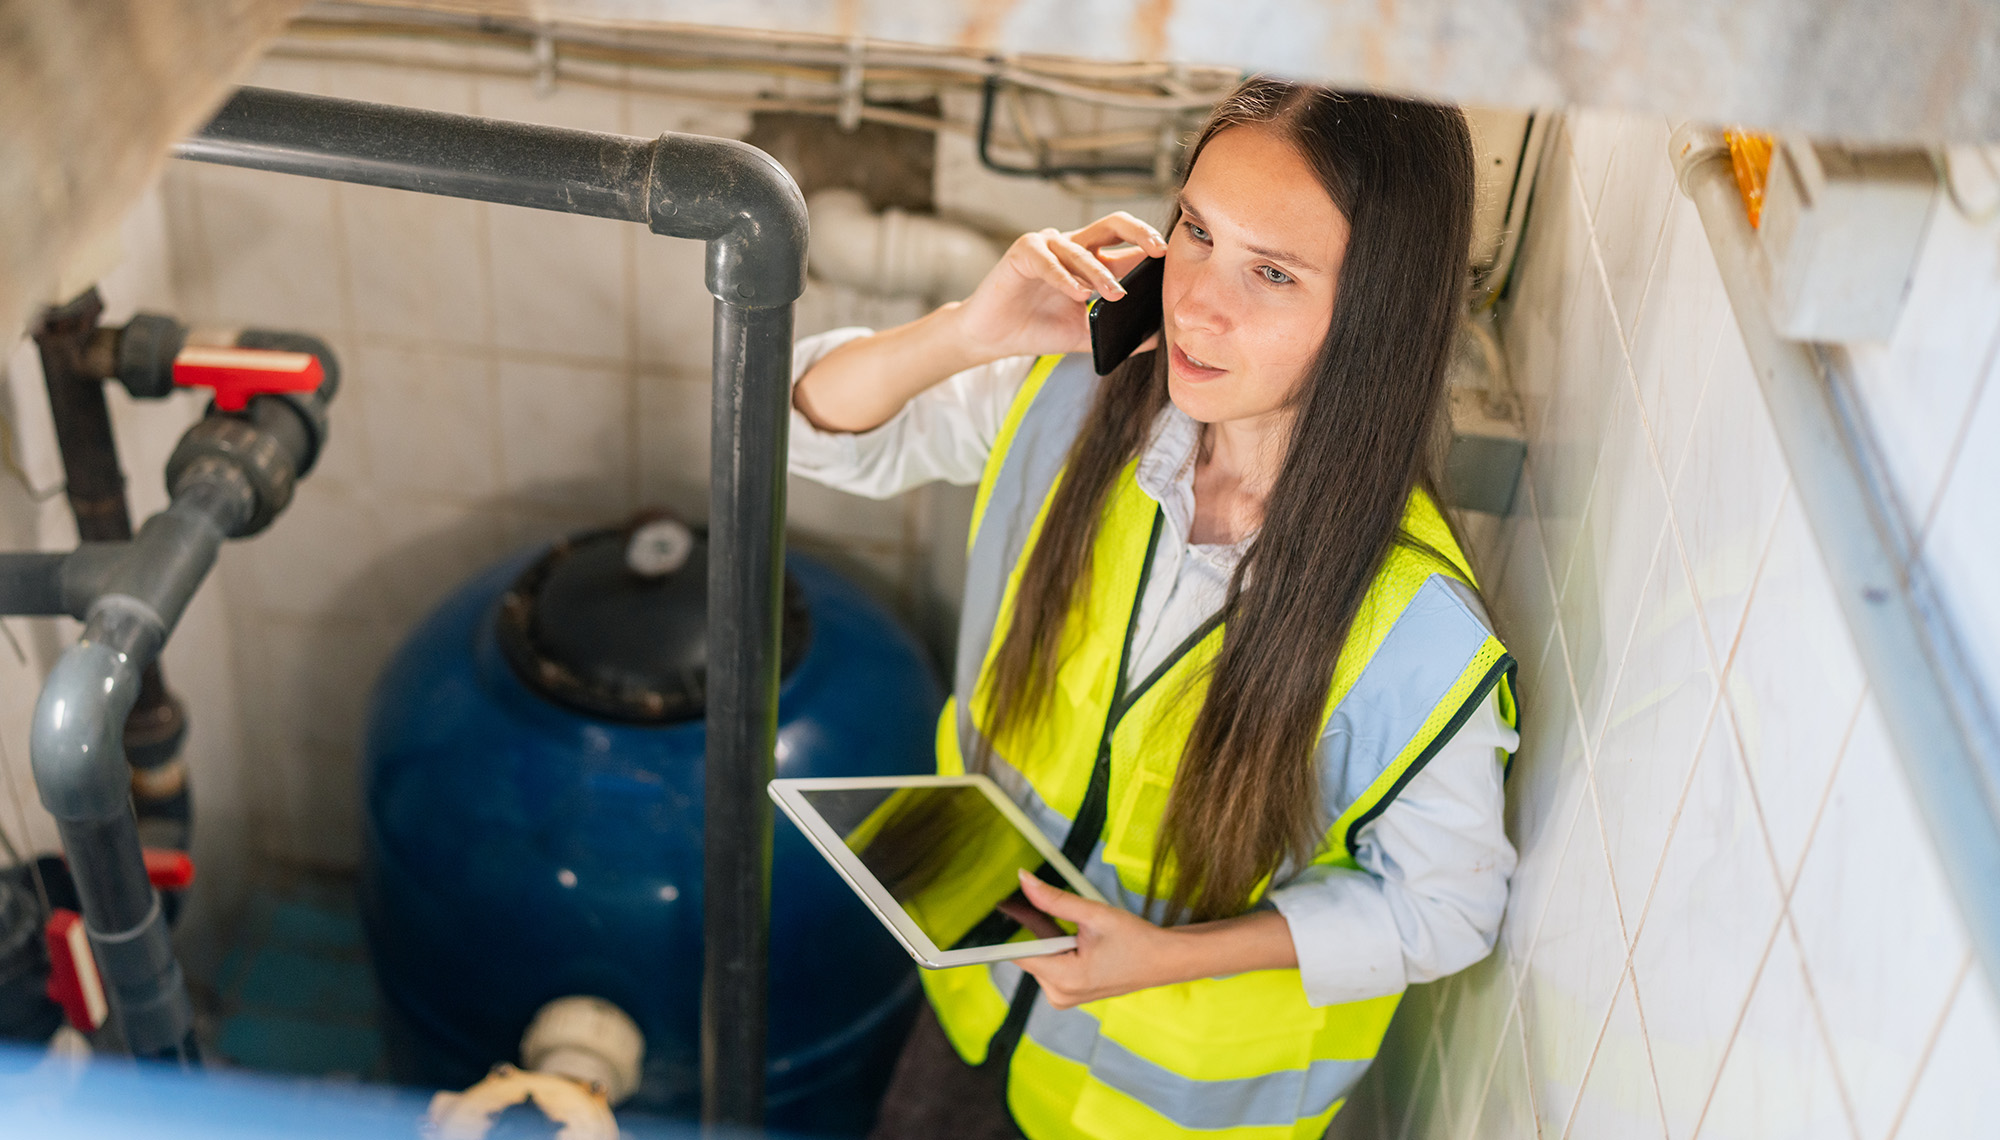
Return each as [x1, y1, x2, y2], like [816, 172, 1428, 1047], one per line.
[165, 417, 295, 537]
[1669, 124, 1732, 200]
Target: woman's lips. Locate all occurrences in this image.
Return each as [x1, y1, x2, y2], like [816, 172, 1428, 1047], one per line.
[1170, 342, 1226, 381]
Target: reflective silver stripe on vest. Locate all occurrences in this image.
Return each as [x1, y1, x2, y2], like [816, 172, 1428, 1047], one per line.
[1313, 574, 1498, 825]
[986, 961, 1369, 1128]
[955, 355, 1104, 702]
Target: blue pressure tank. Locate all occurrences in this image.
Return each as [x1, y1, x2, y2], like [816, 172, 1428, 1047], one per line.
[359, 518, 942, 1134]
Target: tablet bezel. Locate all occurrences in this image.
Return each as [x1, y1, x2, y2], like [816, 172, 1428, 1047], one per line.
[769, 774, 1109, 969]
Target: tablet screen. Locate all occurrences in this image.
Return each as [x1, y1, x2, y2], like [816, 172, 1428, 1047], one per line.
[799, 785, 1074, 951]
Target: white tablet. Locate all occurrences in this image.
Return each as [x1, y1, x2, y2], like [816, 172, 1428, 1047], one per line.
[769, 774, 1108, 969]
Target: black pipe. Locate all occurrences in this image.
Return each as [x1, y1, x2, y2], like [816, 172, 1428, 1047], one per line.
[176, 86, 808, 1126]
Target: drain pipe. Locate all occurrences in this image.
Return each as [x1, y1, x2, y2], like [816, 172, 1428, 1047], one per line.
[1670, 127, 2000, 991]
[174, 86, 807, 1125]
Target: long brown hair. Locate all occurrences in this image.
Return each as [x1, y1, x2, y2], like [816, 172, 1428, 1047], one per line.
[980, 79, 1477, 923]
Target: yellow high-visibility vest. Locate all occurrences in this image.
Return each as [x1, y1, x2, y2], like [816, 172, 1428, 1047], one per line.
[921, 354, 1515, 1139]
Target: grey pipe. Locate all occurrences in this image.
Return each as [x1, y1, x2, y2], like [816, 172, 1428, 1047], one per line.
[30, 461, 256, 1060]
[1671, 126, 2000, 991]
[0, 544, 133, 618]
[175, 86, 808, 1124]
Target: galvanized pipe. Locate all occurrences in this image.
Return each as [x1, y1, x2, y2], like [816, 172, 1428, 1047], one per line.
[175, 86, 808, 1125]
[1671, 126, 2000, 991]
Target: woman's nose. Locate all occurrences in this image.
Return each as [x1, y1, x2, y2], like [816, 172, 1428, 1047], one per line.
[1168, 260, 1232, 336]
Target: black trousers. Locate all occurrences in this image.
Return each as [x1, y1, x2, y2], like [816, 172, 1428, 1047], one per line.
[869, 1003, 1025, 1140]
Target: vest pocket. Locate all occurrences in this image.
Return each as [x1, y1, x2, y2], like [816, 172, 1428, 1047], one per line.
[1101, 766, 1174, 895]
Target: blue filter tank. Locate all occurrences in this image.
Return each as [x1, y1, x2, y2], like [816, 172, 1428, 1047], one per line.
[360, 518, 942, 1134]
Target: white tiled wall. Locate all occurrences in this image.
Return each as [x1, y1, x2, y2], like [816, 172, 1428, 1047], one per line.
[1336, 112, 2000, 1139]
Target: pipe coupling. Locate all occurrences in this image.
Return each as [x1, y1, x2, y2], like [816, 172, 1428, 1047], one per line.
[166, 420, 294, 536]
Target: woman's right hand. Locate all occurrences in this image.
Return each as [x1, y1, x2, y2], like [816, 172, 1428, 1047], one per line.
[951, 212, 1170, 361]
[793, 211, 1167, 435]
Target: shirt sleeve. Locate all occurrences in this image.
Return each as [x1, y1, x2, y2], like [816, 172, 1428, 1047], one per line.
[787, 327, 1039, 500]
[1266, 688, 1518, 1008]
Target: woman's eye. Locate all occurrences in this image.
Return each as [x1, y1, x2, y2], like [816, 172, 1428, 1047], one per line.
[1259, 266, 1293, 285]
[1183, 221, 1210, 243]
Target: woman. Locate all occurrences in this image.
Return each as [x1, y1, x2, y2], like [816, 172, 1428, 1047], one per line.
[790, 78, 1518, 1140]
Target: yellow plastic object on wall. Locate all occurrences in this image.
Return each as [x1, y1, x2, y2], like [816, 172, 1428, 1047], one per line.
[1727, 130, 1776, 227]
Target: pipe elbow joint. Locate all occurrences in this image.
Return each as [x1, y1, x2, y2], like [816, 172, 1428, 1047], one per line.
[647, 134, 808, 310]
[1669, 124, 1732, 199]
[31, 622, 153, 821]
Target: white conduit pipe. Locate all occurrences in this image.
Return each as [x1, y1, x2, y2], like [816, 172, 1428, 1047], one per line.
[1670, 126, 2000, 991]
[806, 189, 1002, 304]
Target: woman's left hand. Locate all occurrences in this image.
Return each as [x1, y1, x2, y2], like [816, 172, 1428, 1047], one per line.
[1012, 869, 1181, 1008]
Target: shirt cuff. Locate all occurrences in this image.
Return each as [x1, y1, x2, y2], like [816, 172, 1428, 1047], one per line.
[1268, 864, 1407, 1007]
[787, 326, 876, 476]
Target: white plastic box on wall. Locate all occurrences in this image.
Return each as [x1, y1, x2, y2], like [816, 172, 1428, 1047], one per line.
[1759, 138, 1937, 342]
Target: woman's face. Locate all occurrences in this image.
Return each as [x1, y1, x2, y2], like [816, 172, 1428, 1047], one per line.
[1161, 123, 1349, 429]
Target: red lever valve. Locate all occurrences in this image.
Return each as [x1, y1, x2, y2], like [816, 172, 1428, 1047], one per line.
[144, 848, 196, 891]
[173, 345, 324, 412]
[45, 909, 108, 1033]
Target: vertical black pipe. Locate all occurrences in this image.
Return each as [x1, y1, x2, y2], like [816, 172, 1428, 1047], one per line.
[701, 300, 793, 1127]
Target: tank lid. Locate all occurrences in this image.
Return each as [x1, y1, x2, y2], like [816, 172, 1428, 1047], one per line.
[495, 516, 811, 724]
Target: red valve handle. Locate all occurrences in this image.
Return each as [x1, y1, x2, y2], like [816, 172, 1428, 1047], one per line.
[173, 345, 324, 412]
[144, 848, 196, 891]
[45, 909, 108, 1032]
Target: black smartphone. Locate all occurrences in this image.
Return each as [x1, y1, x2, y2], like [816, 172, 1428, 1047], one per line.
[1087, 256, 1164, 376]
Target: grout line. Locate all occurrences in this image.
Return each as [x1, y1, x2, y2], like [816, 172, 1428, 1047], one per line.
[1685, 905, 1791, 1139]
[1910, 323, 2000, 558]
[1457, 983, 1530, 1140]
[1622, 959, 1675, 1138]
[1782, 911, 1866, 1139]
[1556, 963, 1631, 1140]
[1881, 949, 1974, 1140]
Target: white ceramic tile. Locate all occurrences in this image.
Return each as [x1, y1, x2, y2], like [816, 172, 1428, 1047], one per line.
[1787, 697, 1971, 1140]
[786, 471, 908, 547]
[933, 89, 1091, 237]
[485, 205, 630, 361]
[624, 89, 754, 142]
[497, 357, 635, 512]
[1400, 1024, 1454, 1140]
[499, 502, 612, 554]
[1565, 111, 1624, 222]
[1567, 969, 1670, 1140]
[1589, 116, 1677, 341]
[1629, 724, 1784, 1140]
[1439, 949, 1521, 1136]
[1698, 932, 1856, 1140]
[1721, 490, 1867, 883]
[1358, 980, 1448, 1140]
[474, 70, 627, 135]
[354, 343, 502, 501]
[636, 372, 711, 522]
[1624, 195, 1733, 484]
[1468, 1008, 1538, 1139]
[186, 162, 347, 333]
[234, 478, 382, 621]
[633, 233, 715, 372]
[1556, 380, 1669, 741]
[1918, 367, 2000, 728]
[340, 183, 489, 346]
[1890, 963, 2000, 1139]
[365, 499, 512, 628]
[1590, 534, 1716, 921]
[1529, 242, 1627, 585]
[1666, 327, 1789, 665]
[1492, 498, 1558, 690]
[321, 54, 477, 115]
[1500, 126, 1589, 427]
[1518, 793, 1628, 1138]
[1843, 190, 2000, 522]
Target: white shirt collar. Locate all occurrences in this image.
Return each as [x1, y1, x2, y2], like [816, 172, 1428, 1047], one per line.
[1132, 404, 1254, 571]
